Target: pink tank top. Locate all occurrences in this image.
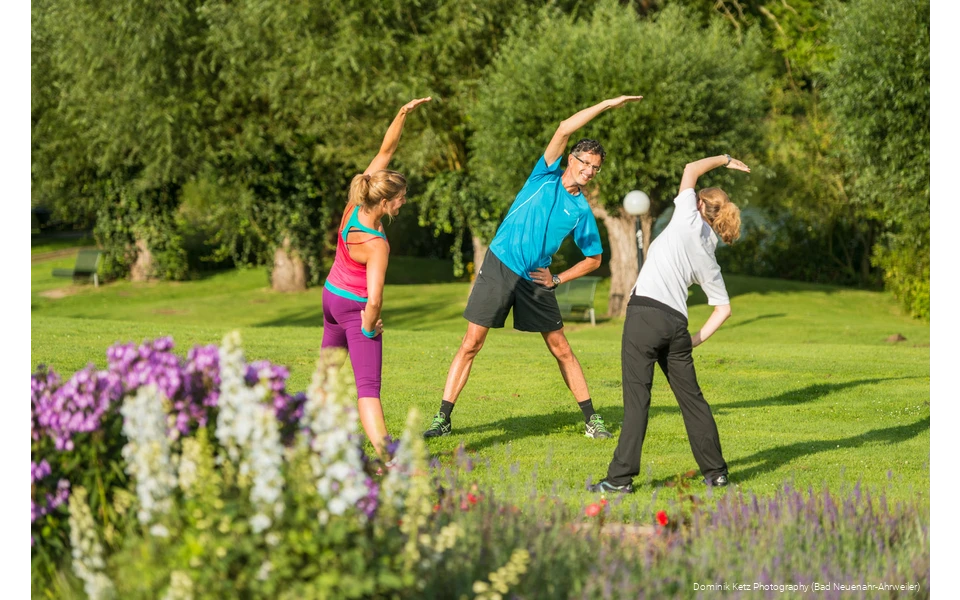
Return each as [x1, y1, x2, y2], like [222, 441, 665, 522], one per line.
[324, 206, 387, 300]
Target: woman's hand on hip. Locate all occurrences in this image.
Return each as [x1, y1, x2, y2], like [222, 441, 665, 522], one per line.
[360, 309, 384, 337]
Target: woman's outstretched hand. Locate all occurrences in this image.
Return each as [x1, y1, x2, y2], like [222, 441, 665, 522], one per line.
[725, 158, 751, 173]
[606, 95, 644, 109]
[401, 97, 432, 114]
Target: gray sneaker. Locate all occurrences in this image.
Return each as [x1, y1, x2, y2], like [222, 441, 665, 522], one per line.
[423, 412, 452, 439]
[584, 414, 613, 439]
[587, 479, 634, 494]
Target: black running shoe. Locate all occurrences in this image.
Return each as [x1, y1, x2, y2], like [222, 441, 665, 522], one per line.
[423, 412, 452, 438]
[703, 474, 729, 487]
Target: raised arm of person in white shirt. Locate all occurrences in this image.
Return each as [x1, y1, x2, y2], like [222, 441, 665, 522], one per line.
[679, 154, 750, 194]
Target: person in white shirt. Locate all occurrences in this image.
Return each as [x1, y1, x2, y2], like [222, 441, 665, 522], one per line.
[589, 153, 750, 493]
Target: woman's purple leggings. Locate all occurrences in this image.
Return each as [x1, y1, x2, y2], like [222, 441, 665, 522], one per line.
[320, 288, 383, 399]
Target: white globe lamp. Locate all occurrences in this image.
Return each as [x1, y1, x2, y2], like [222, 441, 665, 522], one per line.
[623, 190, 650, 216]
[622, 190, 650, 272]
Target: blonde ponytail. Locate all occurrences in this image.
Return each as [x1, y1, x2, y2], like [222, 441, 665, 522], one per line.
[348, 170, 406, 211]
[698, 187, 741, 244]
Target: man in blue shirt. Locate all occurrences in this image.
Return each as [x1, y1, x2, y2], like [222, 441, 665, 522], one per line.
[424, 95, 644, 440]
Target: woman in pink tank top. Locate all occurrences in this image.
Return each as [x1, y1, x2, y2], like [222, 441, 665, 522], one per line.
[321, 97, 431, 465]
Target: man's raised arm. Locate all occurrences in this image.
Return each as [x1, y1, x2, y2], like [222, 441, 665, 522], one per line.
[543, 95, 643, 165]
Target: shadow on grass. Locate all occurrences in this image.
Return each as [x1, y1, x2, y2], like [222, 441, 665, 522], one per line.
[598, 377, 920, 425]
[723, 313, 786, 329]
[254, 307, 325, 328]
[378, 301, 468, 330]
[252, 298, 465, 329]
[448, 410, 590, 454]
[725, 417, 930, 485]
[710, 376, 924, 415]
[432, 377, 923, 460]
[641, 417, 930, 489]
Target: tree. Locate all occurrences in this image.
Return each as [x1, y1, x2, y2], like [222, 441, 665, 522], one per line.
[821, 0, 929, 318]
[32, 0, 216, 281]
[311, 0, 557, 278]
[196, 0, 352, 291]
[702, 0, 882, 289]
[197, 0, 524, 289]
[469, 1, 766, 315]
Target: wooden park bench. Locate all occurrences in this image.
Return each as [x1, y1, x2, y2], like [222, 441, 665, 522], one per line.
[555, 275, 601, 326]
[52, 248, 102, 287]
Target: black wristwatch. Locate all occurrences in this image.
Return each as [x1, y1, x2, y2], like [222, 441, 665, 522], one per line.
[552, 274, 562, 288]
[724, 154, 732, 166]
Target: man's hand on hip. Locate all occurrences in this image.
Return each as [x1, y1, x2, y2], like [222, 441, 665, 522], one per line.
[529, 267, 556, 288]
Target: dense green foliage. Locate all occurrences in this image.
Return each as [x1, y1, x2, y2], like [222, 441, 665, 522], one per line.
[822, 0, 930, 318]
[31, 0, 930, 315]
[471, 2, 766, 222]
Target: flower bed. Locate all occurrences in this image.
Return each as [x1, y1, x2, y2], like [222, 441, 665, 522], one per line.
[31, 334, 930, 599]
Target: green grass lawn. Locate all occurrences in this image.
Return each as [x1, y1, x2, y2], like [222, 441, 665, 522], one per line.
[31, 252, 930, 514]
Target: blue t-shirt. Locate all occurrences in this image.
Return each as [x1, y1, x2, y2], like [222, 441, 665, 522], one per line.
[489, 155, 603, 280]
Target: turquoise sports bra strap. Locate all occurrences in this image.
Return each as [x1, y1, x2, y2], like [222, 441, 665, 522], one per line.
[343, 205, 385, 242]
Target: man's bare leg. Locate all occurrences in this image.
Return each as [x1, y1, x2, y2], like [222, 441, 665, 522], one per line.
[425, 322, 490, 438]
[541, 329, 590, 401]
[542, 328, 612, 438]
[442, 322, 491, 403]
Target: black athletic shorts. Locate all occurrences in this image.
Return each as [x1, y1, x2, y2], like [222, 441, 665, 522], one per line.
[463, 251, 563, 332]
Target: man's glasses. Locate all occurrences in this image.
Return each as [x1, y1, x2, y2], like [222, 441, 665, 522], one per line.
[572, 154, 602, 173]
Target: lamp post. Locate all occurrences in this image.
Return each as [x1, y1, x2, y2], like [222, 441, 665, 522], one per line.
[623, 190, 650, 274]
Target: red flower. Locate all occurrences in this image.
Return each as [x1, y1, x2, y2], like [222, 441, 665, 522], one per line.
[585, 503, 602, 517]
[656, 510, 669, 526]
[467, 493, 479, 505]
[432, 503, 441, 513]
[599, 498, 608, 507]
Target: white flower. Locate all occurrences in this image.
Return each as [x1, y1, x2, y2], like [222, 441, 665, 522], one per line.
[215, 331, 285, 532]
[68, 487, 116, 600]
[250, 513, 272, 534]
[177, 439, 199, 495]
[149, 524, 170, 538]
[381, 409, 421, 512]
[302, 352, 371, 520]
[121, 384, 177, 525]
[256, 560, 273, 581]
[161, 570, 194, 600]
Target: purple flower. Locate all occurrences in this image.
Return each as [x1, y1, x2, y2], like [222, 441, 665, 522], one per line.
[246, 360, 304, 444]
[32, 364, 123, 451]
[356, 477, 380, 519]
[383, 435, 401, 460]
[31, 462, 70, 523]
